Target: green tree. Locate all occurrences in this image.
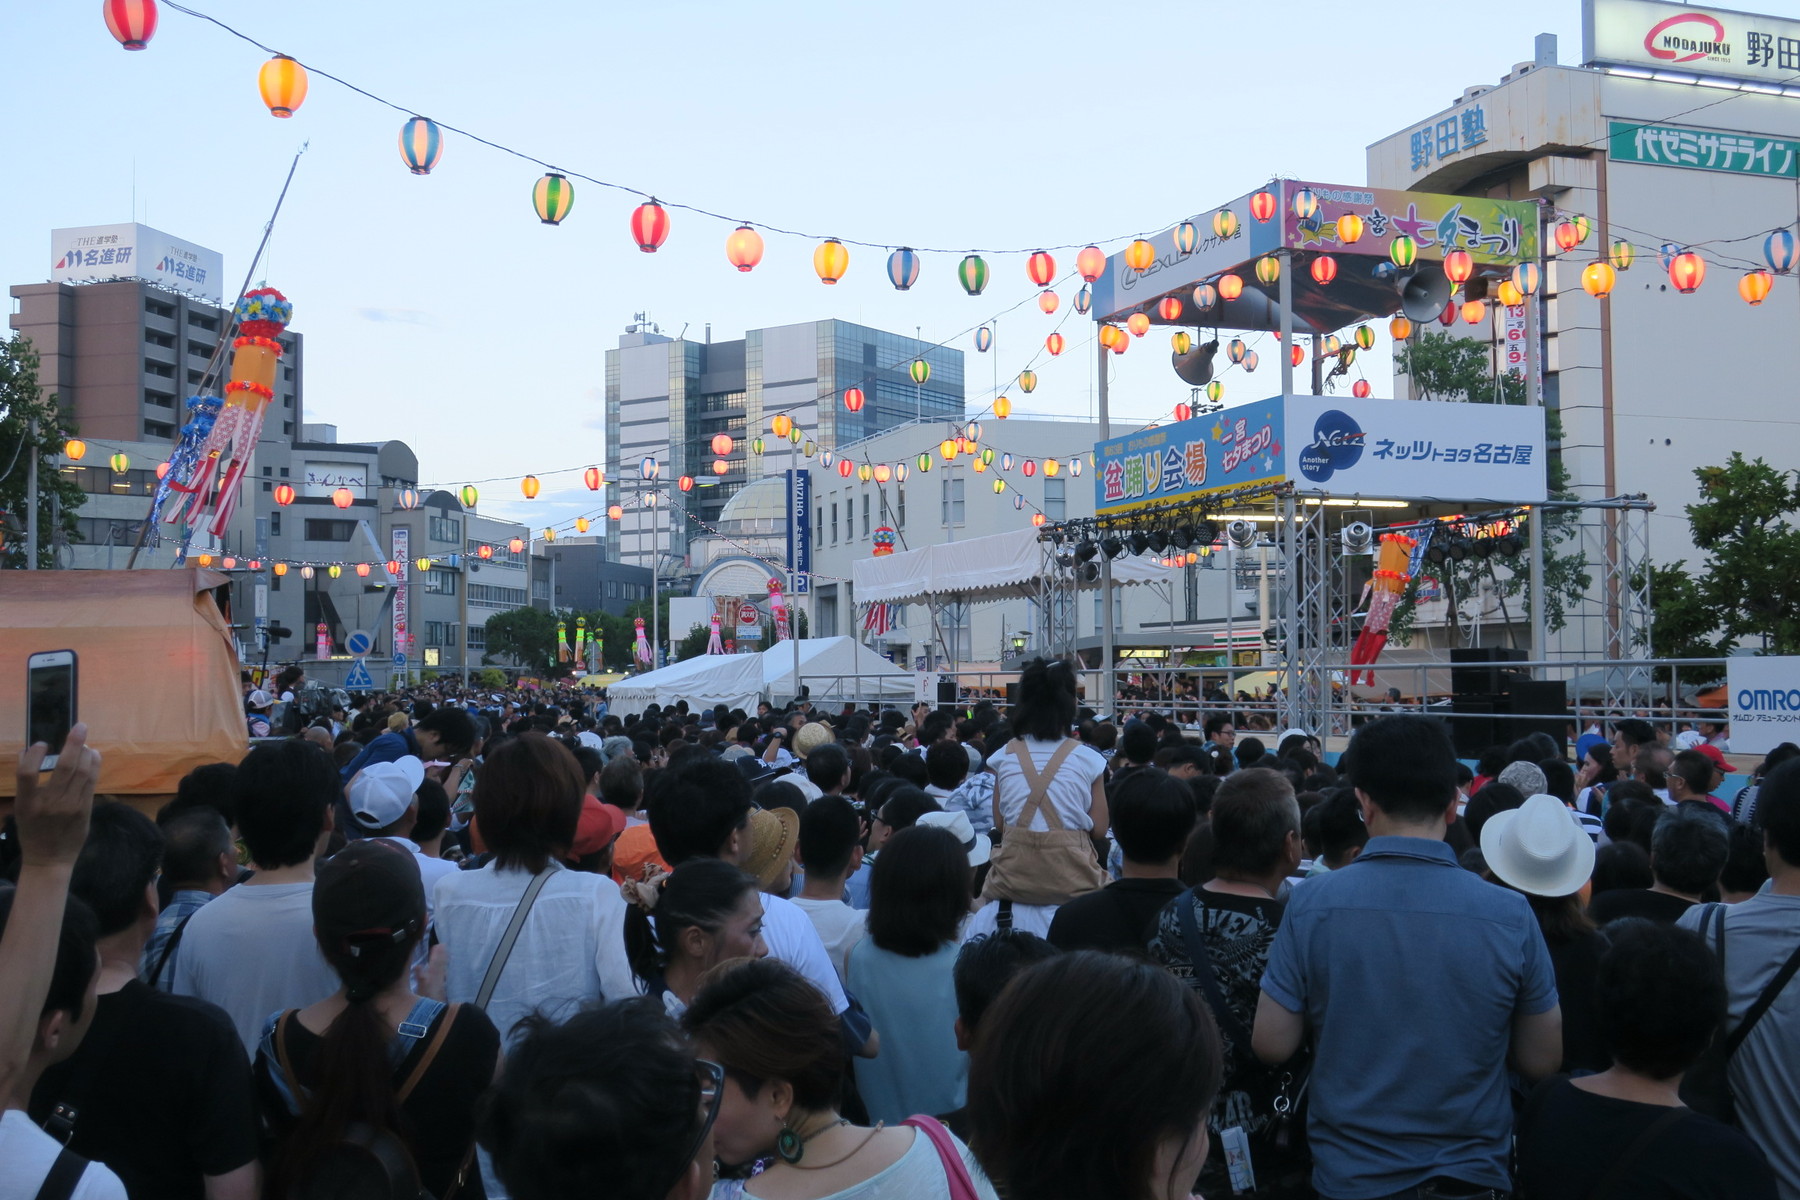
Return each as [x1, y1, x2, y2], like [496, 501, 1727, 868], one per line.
[1386, 332, 1590, 644]
[0, 336, 84, 568]
[676, 624, 711, 661]
[1645, 454, 1800, 659]
[482, 606, 563, 673]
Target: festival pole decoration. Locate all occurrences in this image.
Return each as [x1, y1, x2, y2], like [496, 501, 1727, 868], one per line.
[768, 577, 792, 641]
[871, 526, 896, 556]
[166, 288, 293, 542]
[574, 616, 588, 671]
[1347, 533, 1418, 685]
[557, 619, 572, 664]
[589, 629, 603, 673]
[315, 621, 330, 661]
[632, 617, 653, 669]
[706, 612, 725, 655]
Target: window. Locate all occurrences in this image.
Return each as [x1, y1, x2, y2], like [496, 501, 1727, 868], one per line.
[187, 312, 218, 332]
[145, 361, 174, 378]
[816, 505, 823, 543]
[862, 494, 870, 538]
[145, 391, 175, 408]
[1044, 478, 1066, 520]
[303, 519, 356, 542]
[279, 467, 289, 477]
[428, 515, 461, 543]
[469, 583, 530, 608]
[186, 340, 215, 360]
[467, 626, 486, 650]
[145, 330, 174, 349]
[145, 299, 175, 318]
[607, 580, 619, 598]
[423, 569, 458, 595]
[270, 512, 281, 536]
[897, 487, 905, 526]
[941, 477, 964, 526]
[830, 503, 838, 544]
[144, 420, 174, 439]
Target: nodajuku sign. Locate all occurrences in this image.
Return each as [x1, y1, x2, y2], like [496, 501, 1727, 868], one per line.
[1727, 657, 1800, 755]
[1610, 121, 1798, 178]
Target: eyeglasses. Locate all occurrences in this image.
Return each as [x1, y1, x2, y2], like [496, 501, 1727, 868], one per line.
[665, 1058, 725, 1192]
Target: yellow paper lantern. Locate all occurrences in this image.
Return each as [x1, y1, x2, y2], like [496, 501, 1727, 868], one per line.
[813, 238, 850, 284]
[258, 54, 308, 118]
[1124, 239, 1155, 271]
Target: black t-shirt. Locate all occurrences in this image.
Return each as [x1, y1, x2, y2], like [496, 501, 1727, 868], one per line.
[1516, 1076, 1777, 1200]
[254, 1000, 499, 1199]
[1588, 888, 1697, 927]
[1548, 931, 1611, 1074]
[1047, 877, 1186, 954]
[30, 979, 259, 1199]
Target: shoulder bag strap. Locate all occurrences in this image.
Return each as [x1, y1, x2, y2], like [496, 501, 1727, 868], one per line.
[475, 869, 554, 1012]
[31, 1146, 89, 1200]
[1586, 1106, 1689, 1200]
[1174, 889, 1253, 1051]
[273, 1010, 305, 1108]
[1010, 738, 1077, 831]
[395, 1003, 459, 1105]
[144, 908, 200, 989]
[901, 1115, 980, 1200]
[1723, 933, 1800, 1059]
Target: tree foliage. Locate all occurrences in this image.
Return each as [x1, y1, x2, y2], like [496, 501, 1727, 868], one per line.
[1646, 454, 1800, 659]
[0, 336, 85, 568]
[1386, 332, 1589, 644]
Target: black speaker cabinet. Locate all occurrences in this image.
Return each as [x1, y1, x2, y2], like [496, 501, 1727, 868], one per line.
[1450, 647, 1528, 697]
[1502, 680, 1569, 748]
[1451, 696, 1498, 758]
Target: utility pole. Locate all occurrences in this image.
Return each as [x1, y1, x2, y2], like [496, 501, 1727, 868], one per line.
[1097, 341, 1114, 715]
[24, 418, 38, 569]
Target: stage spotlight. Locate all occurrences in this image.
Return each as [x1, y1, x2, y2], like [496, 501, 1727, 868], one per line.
[1226, 520, 1257, 549]
[1170, 525, 1193, 550]
[1127, 532, 1150, 556]
[1341, 521, 1374, 553]
[1079, 562, 1100, 583]
[1074, 540, 1098, 563]
[1496, 532, 1525, 558]
[1148, 530, 1170, 554]
[1195, 519, 1220, 545]
[1101, 536, 1124, 559]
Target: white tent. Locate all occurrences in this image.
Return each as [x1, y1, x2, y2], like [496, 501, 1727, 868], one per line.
[854, 527, 1171, 607]
[760, 636, 913, 705]
[605, 652, 765, 718]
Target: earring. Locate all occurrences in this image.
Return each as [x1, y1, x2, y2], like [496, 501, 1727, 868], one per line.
[775, 1115, 804, 1164]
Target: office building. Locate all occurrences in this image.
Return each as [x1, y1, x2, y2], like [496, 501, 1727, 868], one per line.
[537, 536, 654, 615]
[604, 317, 964, 573]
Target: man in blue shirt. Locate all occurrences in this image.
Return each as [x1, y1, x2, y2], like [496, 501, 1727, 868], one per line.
[1253, 714, 1562, 1200]
[337, 707, 477, 784]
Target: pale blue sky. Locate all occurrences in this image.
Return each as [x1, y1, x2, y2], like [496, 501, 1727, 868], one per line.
[2, 0, 1585, 529]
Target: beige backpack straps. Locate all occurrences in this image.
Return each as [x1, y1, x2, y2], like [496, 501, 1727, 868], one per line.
[1009, 738, 1078, 831]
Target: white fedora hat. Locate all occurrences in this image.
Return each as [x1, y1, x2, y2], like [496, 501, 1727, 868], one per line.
[1481, 793, 1595, 898]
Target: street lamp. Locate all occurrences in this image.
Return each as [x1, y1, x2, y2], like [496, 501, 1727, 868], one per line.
[1010, 632, 1028, 658]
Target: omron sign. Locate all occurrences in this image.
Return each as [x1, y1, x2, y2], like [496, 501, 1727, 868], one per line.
[1585, 0, 1800, 85]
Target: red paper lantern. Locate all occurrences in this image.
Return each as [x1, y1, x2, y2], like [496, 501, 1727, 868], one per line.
[1352, 380, 1372, 398]
[356, 562, 372, 577]
[273, 483, 295, 506]
[1076, 245, 1106, 282]
[478, 544, 494, 559]
[1290, 343, 1304, 367]
[1046, 333, 1065, 356]
[678, 475, 695, 492]
[1670, 251, 1706, 294]
[583, 466, 603, 490]
[711, 433, 734, 456]
[331, 487, 354, 509]
[843, 386, 865, 412]
[1249, 190, 1277, 223]
[1310, 255, 1338, 285]
[837, 459, 854, 478]
[1157, 296, 1182, 321]
[1022, 459, 1037, 477]
[103, 0, 159, 49]
[1174, 403, 1193, 422]
[1217, 274, 1244, 300]
[725, 225, 764, 272]
[1038, 290, 1059, 314]
[1026, 250, 1056, 287]
[630, 200, 670, 252]
[1032, 513, 1046, 527]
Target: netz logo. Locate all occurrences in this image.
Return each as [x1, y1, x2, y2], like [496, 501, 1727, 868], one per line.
[1645, 13, 1729, 62]
[1297, 411, 1365, 483]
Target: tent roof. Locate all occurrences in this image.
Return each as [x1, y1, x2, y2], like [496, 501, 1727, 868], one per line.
[853, 528, 1172, 607]
[760, 636, 912, 704]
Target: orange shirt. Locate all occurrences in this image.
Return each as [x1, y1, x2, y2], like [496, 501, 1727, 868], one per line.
[611, 821, 669, 883]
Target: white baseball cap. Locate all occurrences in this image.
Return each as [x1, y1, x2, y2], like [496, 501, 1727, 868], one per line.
[247, 690, 275, 710]
[348, 756, 426, 831]
[917, 809, 991, 867]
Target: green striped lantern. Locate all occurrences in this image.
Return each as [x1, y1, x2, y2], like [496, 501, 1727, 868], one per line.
[957, 254, 989, 296]
[910, 357, 931, 385]
[752, 436, 765, 455]
[1212, 208, 1239, 240]
[1205, 381, 1224, 404]
[533, 173, 574, 225]
[1254, 256, 1281, 285]
[1389, 235, 1417, 268]
[459, 485, 479, 508]
[1354, 324, 1375, 350]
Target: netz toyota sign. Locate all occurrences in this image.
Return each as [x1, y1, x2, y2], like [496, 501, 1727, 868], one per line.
[1585, 0, 1800, 86]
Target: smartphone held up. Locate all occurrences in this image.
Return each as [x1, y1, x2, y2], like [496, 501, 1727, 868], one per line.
[27, 649, 78, 770]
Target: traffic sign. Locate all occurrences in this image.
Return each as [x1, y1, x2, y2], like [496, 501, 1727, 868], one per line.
[738, 603, 758, 625]
[392, 652, 408, 667]
[344, 658, 375, 690]
[345, 629, 375, 657]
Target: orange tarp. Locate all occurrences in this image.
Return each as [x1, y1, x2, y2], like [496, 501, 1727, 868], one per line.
[0, 569, 247, 797]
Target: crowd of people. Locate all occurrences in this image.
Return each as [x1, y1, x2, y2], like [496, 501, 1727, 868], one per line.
[4, 657, 1799, 1200]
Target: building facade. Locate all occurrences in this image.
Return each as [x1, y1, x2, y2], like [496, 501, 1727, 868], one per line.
[538, 536, 654, 615]
[603, 318, 964, 573]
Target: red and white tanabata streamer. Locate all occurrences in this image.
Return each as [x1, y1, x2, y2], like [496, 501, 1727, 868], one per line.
[1349, 532, 1417, 686]
[768, 577, 791, 641]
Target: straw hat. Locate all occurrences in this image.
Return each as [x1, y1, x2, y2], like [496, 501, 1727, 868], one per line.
[1480, 793, 1595, 898]
[792, 722, 834, 760]
[742, 807, 800, 891]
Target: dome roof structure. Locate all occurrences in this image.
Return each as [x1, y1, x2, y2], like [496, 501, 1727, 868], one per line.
[717, 474, 788, 528]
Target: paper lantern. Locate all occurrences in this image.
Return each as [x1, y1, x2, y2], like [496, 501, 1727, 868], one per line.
[520, 475, 541, 499]
[106, 452, 129, 473]
[385, 559, 401, 575]
[1002, 453, 1014, 470]
[712, 459, 728, 476]
[1496, 280, 1524, 307]
[1038, 290, 1059, 314]
[725, 225, 764, 272]
[1611, 240, 1636, 272]
[1335, 213, 1365, 245]
[772, 413, 793, 438]
[1764, 228, 1797, 274]
[478, 544, 494, 559]
[838, 459, 854, 478]
[542, 528, 556, 542]
[355, 562, 372, 577]
[1074, 285, 1092, 315]
[1512, 262, 1540, 296]
[1461, 300, 1487, 324]
[841, 387, 866, 414]
[875, 464, 892, 483]
[958, 254, 989, 295]
[991, 478, 1005, 494]
[331, 487, 354, 509]
[1389, 235, 1416, 268]
[1290, 343, 1305, 367]
[1019, 370, 1038, 393]
[788, 427, 802, 445]
[156, 462, 171, 480]
[1740, 270, 1774, 306]
[1171, 331, 1192, 355]
[1124, 239, 1155, 271]
[300, 566, 314, 580]
[1212, 209, 1239, 239]
[1354, 325, 1375, 350]
[1218, 274, 1244, 300]
[1157, 296, 1182, 321]
[1026, 250, 1056, 287]
[643, 455, 664, 479]
[1573, 215, 1592, 243]
[415, 557, 431, 572]
[1670, 251, 1706, 293]
[63, 439, 87, 461]
[1242, 351, 1259, 373]
[507, 537, 525, 554]
[1255, 256, 1280, 285]
[583, 467, 603, 491]
[858, 464, 872, 482]
[1205, 381, 1224, 404]
[398, 117, 443, 175]
[1323, 335, 1342, 356]
[1443, 249, 1474, 284]
[1170, 221, 1198, 255]
[1250, 190, 1277, 223]
[1046, 332, 1066, 356]
[1013, 495, 1024, 510]
[460, 484, 479, 508]
[396, 487, 422, 509]
[710, 433, 734, 457]
[887, 247, 921, 291]
[1098, 324, 1122, 348]
[814, 238, 849, 284]
[1310, 255, 1338, 285]
[1554, 220, 1580, 252]
[1175, 402, 1192, 422]
[678, 474, 694, 492]
[327, 565, 343, 579]
[910, 358, 931, 385]
[533, 173, 574, 225]
[751, 437, 765, 455]
[1439, 300, 1458, 327]
[274, 562, 289, 576]
[1223, 338, 1245, 364]
[629, 201, 670, 252]
[1352, 380, 1372, 398]
[1077, 245, 1106, 282]
[104, 0, 158, 49]
[974, 326, 993, 353]
[989, 394, 1011, 421]
[259, 55, 308, 118]
[1389, 315, 1412, 339]
[607, 504, 623, 520]
[1126, 313, 1150, 337]
[1192, 283, 1217, 308]
[1581, 261, 1616, 298]
[803, 440, 816, 457]
[273, 483, 295, 506]
[1043, 457, 1060, 477]
[1292, 188, 1320, 221]
[1022, 459, 1037, 478]
[872, 527, 896, 555]
[195, 553, 213, 568]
